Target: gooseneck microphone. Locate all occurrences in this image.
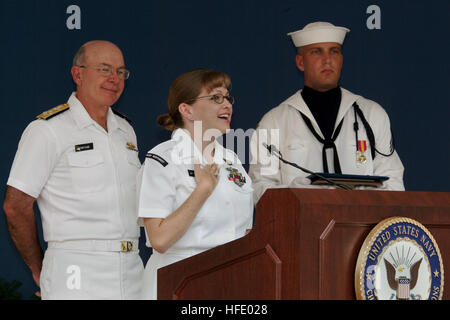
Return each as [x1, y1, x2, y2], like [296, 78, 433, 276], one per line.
[262, 143, 352, 190]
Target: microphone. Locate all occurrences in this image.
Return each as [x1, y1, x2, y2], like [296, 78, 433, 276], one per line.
[263, 143, 281, 158]
[262, 143, 352, 190]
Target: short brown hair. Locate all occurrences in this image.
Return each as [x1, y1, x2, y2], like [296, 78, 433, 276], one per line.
[157, 68, 231, 131]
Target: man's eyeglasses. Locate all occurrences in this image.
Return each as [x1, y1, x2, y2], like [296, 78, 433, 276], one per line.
[78, 65, 130, 80]
[187, 93, 235, 105]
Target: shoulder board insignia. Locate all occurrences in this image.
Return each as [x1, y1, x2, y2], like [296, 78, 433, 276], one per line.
[112, 108, 132, 124]
[36, 104, 70, 120]
[146, 153, 168, 167]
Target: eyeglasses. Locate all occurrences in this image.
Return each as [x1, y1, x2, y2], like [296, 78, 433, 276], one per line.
[78, 65, 130, 80]
[187, 93, 235, 105]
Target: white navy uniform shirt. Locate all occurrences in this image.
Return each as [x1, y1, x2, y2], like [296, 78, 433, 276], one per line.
[138, 128, 254, 253]
[249, 87, 405, 203]
[138, 128, 254, 299]
[7, 92, 141, 241]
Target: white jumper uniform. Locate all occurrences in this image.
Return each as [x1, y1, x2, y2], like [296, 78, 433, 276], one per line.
[249, 88, 405, 203]
[7, 93, 144, 299]
[138, 128, 253, 299]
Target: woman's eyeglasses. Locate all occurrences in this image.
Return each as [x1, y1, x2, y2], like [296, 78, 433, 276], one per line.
[186, 93, 235, 105]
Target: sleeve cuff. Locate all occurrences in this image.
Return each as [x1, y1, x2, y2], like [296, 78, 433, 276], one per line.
[6, 178, 40, 199]
[138, 208, 172, 219]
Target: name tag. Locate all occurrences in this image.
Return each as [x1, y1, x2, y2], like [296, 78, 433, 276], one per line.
[75, 143, 94, 152]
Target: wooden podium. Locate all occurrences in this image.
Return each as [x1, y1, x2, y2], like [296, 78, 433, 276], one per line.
[157, 189, 450, 299]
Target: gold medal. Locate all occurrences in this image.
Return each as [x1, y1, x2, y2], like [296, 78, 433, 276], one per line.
[356, 140, 367, 164]
[356, 151, 367, 164]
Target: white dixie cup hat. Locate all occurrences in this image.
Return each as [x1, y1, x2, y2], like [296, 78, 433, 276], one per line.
[287, 21, 350, 47]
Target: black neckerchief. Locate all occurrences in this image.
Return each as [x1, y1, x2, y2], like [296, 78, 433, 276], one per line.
[300, 86, 343, 173]
[301, 86, 341, 140]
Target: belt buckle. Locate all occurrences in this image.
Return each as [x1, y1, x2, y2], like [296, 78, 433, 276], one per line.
[121, 241, 133, 252]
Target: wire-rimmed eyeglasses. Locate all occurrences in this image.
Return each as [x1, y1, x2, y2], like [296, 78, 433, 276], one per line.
[78, 65, 130, 80]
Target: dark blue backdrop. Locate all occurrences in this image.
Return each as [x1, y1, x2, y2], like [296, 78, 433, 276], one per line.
[1, 0, 449, 299]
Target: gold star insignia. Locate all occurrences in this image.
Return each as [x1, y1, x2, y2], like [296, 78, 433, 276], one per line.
[434, 270, 440, 278]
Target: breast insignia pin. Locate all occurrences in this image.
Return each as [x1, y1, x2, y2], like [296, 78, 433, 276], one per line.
[126, 142, 138, 152]
[226, 167, 246, 187]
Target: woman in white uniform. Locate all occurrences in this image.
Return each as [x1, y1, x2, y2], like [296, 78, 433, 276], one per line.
[138, 69, 254, 299]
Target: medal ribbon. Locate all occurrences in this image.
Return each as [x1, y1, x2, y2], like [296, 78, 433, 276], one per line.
[358, 140, 367, 152]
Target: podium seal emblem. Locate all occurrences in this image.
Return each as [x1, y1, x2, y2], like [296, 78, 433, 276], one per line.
[355, 217, 444, 300]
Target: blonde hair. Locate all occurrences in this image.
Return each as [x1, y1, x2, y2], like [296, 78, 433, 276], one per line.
[157, 68, 231, 131]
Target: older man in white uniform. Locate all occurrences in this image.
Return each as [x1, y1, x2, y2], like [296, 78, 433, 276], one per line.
[3, 41, 143, 299]
[249, 22, 405, 203]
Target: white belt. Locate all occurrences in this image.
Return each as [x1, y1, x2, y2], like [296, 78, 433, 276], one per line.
[47, 239, 139, 252]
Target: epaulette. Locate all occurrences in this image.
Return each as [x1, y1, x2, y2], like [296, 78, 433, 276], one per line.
[112, 108, 132, 124]
[36, 104, 70, 120]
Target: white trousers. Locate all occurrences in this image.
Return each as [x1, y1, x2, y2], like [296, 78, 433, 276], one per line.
[40, 247, 144, 300]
